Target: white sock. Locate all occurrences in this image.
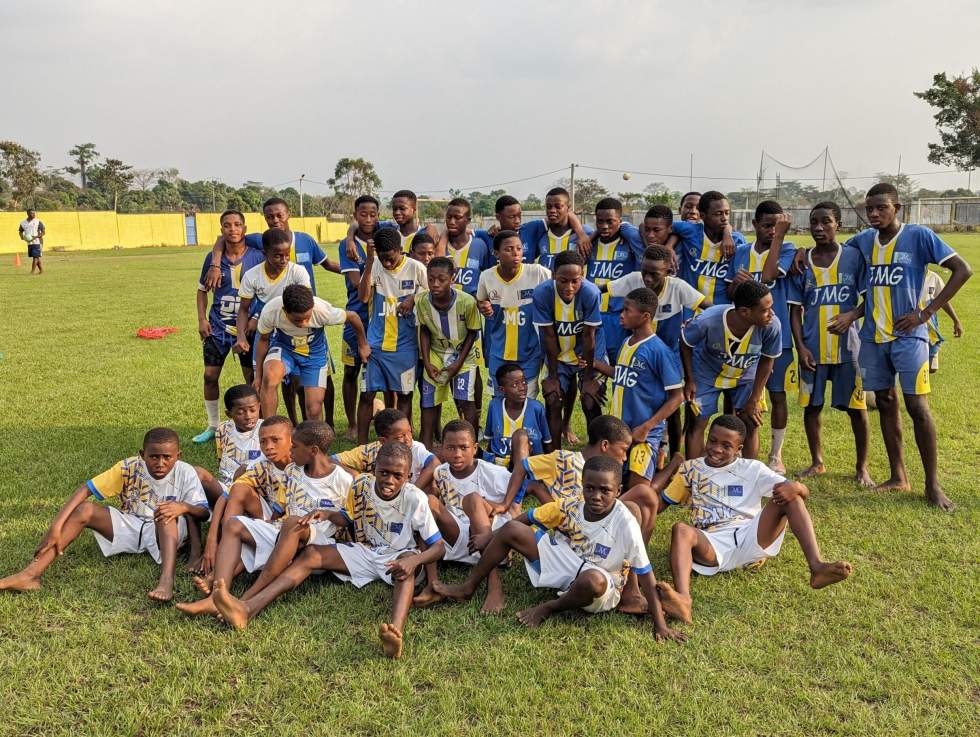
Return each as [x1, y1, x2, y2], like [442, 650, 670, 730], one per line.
[770, 428, 786, 458]
[205, 399, 220, 428]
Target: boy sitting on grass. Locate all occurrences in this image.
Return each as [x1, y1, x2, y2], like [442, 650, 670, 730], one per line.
[482, 362, 553, 468]
[212, 442, 445, 660]
[656, 414, 852, 624]
[214, 385, 264, 491]
[332, 408, 436, 492]
[433, 456, 686, 641]
[0, 428, 209, 602]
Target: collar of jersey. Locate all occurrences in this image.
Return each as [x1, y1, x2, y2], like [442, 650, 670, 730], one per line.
[497, 263, 523, 284]
[807, 243, 842, 273]
[873, 223, 905, 250]
[722, 306, 753, 348]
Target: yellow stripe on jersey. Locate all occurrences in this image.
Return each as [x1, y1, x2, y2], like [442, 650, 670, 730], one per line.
[555, 293, 578, 364]
[610, 338, 642, 417]
[450, 240, 471, 292]
[812, 261, 840, 364]
[696, 236, 722, 298]
[289, 241, 297, 265]
[594, 239, 620, 312]
[500, 264, 524, 361]
[715, 319, 755, 389]
[871, 231, 899, 344]
[503, 405, 524, 437]
[230, 262, 243, 290]
[547, 229, 571, 258]
[382, 297, 399, 352]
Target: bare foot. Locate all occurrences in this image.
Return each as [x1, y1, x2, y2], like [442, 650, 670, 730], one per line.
[655, 581, 692, 624]
[184, 555, 203, 574]
[616, 592, 649, 616]
[412, 586, 445, 609]
[855, 468, 875, 488]
[192, 575, 213, 595]
[563, 429, 580, 446]
[480, 587, 505, 615]
[212, 579, 249, 630]
[809, 561, 852, 589]
[379, 623, 403, 659]
[767, 456, 786, 475]
[516, 603, 552, 628]
[175, 595, 218, 617]
[342, 427, 357, 442]
[148, 579, 174, 602]
[432, 580, 474, 602]
[876, 476, 911, 492]
[0, 571, 42, 592]
[797, 463, 826, 479]
[926, 488, 956, 513]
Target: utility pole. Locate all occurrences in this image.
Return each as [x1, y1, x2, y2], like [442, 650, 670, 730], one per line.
[569, 163, 576, 212]
[821, 146, 828, 191]
[689, 153, 693, 192]
[211, 179, 216, 212]
[299, 174, 306, 217]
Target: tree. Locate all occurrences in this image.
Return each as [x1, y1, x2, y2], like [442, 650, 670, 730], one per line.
[522, 193, 543, 210]
[66, 143, 99, 189]
[552, 177, 608, 213]
[328, 158, 382, 211]
[0, 141, 42, 208]
[914, 69, 980, 170]
[642, 182, 680, 208]
[468, 189, 506, 217]
[874, 172, 919, 203]
[132, 168, 160, 192]
[88, 157, 135, 211]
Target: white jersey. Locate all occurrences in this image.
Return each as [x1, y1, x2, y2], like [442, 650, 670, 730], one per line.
[239, 261, 311, 306]
[342, 475, 442, 555]
[662, 457, 786, 531]
[86, 458, 207, 520]
[281, 463, 354, 517]
[433, 459, 512, 516]
[20, 218, 43, 244]
[215, 419, 264, 485]
[256, 295, 347, 350]
[608, 273, 705, 321]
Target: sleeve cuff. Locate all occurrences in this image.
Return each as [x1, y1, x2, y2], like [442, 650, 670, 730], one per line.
[660, 490, 678, 506]
[937, 251, 957, 265]
[521, 458, 537, 480]
[423, 532, 443, 546]
[86, 479, 104, 500]
[633, 564, 652, 575]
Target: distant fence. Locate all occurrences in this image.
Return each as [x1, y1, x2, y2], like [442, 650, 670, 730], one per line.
[0, 212, 349, 254]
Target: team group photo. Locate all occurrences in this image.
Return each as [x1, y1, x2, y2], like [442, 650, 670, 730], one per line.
[1, 2, 977, 736]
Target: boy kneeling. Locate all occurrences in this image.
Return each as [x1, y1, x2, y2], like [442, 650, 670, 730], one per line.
[657, 414, 852, 624]
[433, 456, 686, 642]
[0, 428, 209, 601]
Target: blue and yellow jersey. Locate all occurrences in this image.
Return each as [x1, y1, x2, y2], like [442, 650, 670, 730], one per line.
[787, 245, 865, 365]
[523, 450, 585, 502]
[414, 290, 483, 371]
[475, 220, 545, 265]
[338, 236, 369, 322]
[245, 231, 327, 294]
[608, 273, 705, 353]
[531, 279, 604, 364]
[681, 304, 782, 389]
[198, 250, 265, 340]
[366, 254, 427, 352]
[377, 221, 428, 253]
[586, 223, 644, 313]
[476, 263, 552, 363]
[483, 397, 551, 466]
[521, 219, 595, 271]
[848, 224, 957, 344]
[610, 334, 683, 443]
[671, 220, 745, 305]
[86, 458, 207, 520]
[919, 270, 946, 346]
[447, 236, 492, 296]
[728, 241, 798, 349]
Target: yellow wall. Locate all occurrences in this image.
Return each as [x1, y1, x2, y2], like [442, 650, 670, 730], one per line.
[0, 212, 348, 254]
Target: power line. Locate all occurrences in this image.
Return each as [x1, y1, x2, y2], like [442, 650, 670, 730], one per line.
[576, 162, 962, 183]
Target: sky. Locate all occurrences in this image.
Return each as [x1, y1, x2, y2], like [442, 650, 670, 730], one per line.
[4, 0, 979, 199]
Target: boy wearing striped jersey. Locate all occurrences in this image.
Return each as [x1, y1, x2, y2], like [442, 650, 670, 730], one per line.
[681, 281, 782, 461]
[521, 187, 594, 269]
[657, 415, 851, 625]
[213, 442, 445, 660]
[255, 285, 369, 423]
[670, 191, 742, 305]
[727, 204, 799, 473]
[355, 228, 428, 442]
[0, 429, 209, 602]
[482, 363, 552, 468]
[477, 230, 552, 399]
[415, 257, 482, 448]
[194, 210, 265, 443]
[788, 203, 872, 486]
[434, 456, 685, 640]
[608, 288, 684, 487]
[919, 269, 963, 372]
[533, 251, 607, 448]
[332, 409, 437, 492]
[849, 183, 972, 511]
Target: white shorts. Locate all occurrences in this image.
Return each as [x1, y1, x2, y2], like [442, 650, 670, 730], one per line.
[307, 520, 337, 547]
[692, 514, 785, 576]
[444, 511, 510, 565]
[523, 531, 620, 613]
[333, 542, 415, 588]
[235, 516, 281, 572]
[91, 507, 188, 565]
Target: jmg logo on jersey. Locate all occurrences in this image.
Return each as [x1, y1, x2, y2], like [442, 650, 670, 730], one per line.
[692, 260, 730, 279]
[502, 309, 526, 326]
[613, 364, 638, 387]
[555, 321, 584, 337]
[725, 353, 758, 369]
[590, 261, 626, 280]
[380, 300, 400, 316]
[868, 264, 904, 287]
[400, 280, 415, 290]
[389, 522, 403, 534]
[810, 284, 852, 306]
[454, 270, 475, 287]
[593, 543, 611, 559]
[519, 289, 534, 299]
[727, 485, 744, 497]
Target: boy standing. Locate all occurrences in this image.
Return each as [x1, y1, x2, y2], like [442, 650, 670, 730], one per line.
[522, 187, 594, 269]
[483, 363, 552, 467]
[19, 208, 44, 274]
[920, 269, 963, 373]
[670, 191, 742, 305]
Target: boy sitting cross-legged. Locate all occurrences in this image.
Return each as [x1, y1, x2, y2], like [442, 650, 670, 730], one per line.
[0, 428, 210, 602]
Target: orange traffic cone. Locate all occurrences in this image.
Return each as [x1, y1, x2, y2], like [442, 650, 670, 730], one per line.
[14, 253, 22, 267]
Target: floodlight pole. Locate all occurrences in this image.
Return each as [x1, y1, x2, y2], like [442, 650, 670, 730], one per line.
[299, 174, 306, 217]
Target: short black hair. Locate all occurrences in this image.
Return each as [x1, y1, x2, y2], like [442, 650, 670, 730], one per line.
[447, 197, 471, 216]
[374, 408, 408, 438]
[546, 187, 570, 199]
[262, 227, 291, 251]
[643, 244, 673, 263]
[495, 362, 524, 385]
[595, 197, 622, 214]
[220, 209, 245, 224]
[354, 195, 380, 210]
[866, 182, 899, 202]
[810, 201, 842, 223]
[732, 280, 770, 309]
[377, 439, 413, 471]
[442, 419, 477, 442]
[754, 200, 784, 220]
[293, 421, 335, 453]
[583, 455, 623, 485]
[427, 256, 455, 274]
[143, 427, 179, 448]
[224, 384, 258, 411]
[625, 287, 658, 317]
[587, 415, 631, 446]
[697, 191, 727, 215]
[262, 197, 288, 211]
[392, 190, 418, 205]
[493, 229, 521, 252]
[373, 227, 402, 255]
[260, 415, 293, 432]
[553, 250, 585, 271]
[410, 232, 434, 251]
[680, 191, 701, 206]
[282, 284, 314, 314]
[645, 205, 673, 223]
[495, 195, 520, 213]
[711, 413, 747, 439]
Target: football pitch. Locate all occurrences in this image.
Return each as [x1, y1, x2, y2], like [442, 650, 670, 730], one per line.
[0, 236, 977, 737]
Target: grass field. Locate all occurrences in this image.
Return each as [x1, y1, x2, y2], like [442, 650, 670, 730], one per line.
[0, 236, 978, 737]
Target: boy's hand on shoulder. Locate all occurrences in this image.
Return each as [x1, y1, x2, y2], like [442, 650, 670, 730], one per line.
[204, 265, 223, 291]
[791, 247, 808, 275]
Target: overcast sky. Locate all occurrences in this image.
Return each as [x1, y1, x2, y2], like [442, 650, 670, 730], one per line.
[4, 1, 979, 199]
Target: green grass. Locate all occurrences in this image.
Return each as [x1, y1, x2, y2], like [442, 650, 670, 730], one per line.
[1, 237, 978, 737]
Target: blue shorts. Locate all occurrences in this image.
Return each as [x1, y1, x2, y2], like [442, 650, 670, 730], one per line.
[265, 345, 329, 389]
[27, 243, 42, 258]
[360, 349, 417, 394]
[693, 380, 756, 418]
[551, 361, 607, 402]
[488, 354, 541, 400]
[799, 363, 866, 410]
[628, 427, 666, 481]
[341, 324, 363, 369]
[767, 347, 797, 393]
[601, 311, 627, 366]
[859, 338, 930, 395]
[419, 366, 478, 408]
